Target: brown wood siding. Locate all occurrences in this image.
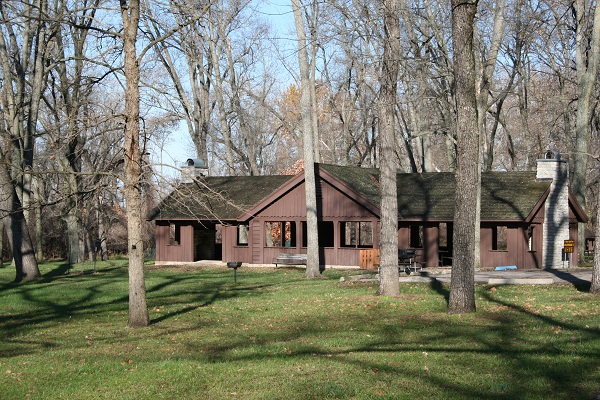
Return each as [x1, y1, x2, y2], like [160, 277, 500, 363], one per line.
[324, 247, 357, 265]
[258, 183, 306, 218]
[569, 222, 579, 266]
[229, 246, 252, 263]
[221, 225, 233, 262]
[423, 225, 439, 268]
[530, 223, 543, 268]
[321, 181, 377, 218]
[251, 221, 262, 264]
[250, 182, 378, 266]
[155, 223, 167, 261]
[220, 225, 253, 263]
[398, 227, 410, 248]
[180, 225, 195, 261]
[479, 224, 544, 269]
[256, 180, 377, 220]
[481, 225, 511, 268]
[532, 203, 545, 222]
[155, 222, 193, 262]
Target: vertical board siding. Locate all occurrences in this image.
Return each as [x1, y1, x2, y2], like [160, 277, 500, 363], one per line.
[251, 221, 262, 264]
[259, 184, 306, 218]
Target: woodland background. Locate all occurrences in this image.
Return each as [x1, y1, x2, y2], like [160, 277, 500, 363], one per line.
[0, 0, 598, 265]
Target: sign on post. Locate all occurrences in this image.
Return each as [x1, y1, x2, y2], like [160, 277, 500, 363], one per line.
[563, 240, 574, 254]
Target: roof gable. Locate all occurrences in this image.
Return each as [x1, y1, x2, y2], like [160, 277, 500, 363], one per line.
[149, 164, 555, 223]
[319, 164, 550, 221]
[147, 175, 294, 221]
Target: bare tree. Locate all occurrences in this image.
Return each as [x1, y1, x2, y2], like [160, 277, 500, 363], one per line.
[292, 0, 321, 279]
[377, 0, 401, 296]
[572, 0, 599, 210]
[120, 0, 149, 327]
[448, 0, 479, 314]
[0, 0, 49, 279]
[0, 154, 40, 282]
[476, 0, 508, 172]
[583, 0, 600, 293]
[42, 0, 103, 264]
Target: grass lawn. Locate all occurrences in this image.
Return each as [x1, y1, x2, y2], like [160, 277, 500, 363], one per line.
[1, 261, 599, 399]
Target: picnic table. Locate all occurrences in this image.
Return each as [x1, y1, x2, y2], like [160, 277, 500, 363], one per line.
[398, 248, 422, 274]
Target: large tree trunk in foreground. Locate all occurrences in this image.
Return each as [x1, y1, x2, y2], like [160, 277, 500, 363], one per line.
[585, 0, 600, 293]
[292, 0, 321, 279]
[448, 0, 478, 314]
[121, 0, 149, 327]
[378, 0, 401, 296]
[592, 185, 600, 293]
[0, 160, 40, 282]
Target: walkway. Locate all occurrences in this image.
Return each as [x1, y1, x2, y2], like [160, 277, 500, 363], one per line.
[398, 268, 593, 285]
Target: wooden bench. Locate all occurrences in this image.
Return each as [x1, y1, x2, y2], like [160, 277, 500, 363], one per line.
[273, 253, 307, 268]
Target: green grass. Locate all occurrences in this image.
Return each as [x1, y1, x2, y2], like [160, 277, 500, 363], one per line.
[1, 261, 600, 399]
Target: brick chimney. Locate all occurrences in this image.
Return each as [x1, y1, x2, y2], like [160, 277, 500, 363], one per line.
[536, 151, 569, 269]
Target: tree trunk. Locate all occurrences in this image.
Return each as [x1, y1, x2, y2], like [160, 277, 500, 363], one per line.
[97, 196, 108, 261]
[121, 0, 149, 327]
[573, 0, 599, 209]
[378, 0, 401, 296]
[585, 0, 600, 292]
[34, 175, 43, 262]
[0, 159, 40, 282]
[0, 225, 3, 266]
[292, 0, 321, 279]
[65, 210, 80, 265]
[592, 180, 600, 293]
[224, 40, 260, 176]
[208, 24, 235, 175]
[477, 0, 506, 172]
[448, 0, 478, 314]
[575, 0, 600, 265]
[85, 229, 94, 262]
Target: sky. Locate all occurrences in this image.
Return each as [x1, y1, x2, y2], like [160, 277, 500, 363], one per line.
[153, 0, 295, 181]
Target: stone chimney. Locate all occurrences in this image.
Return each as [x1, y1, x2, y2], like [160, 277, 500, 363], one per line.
[181, 158, 209, 183]
[536, 151, 569, 269]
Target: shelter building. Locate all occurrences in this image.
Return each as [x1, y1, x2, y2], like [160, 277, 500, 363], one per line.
[148, 154, 587, 269]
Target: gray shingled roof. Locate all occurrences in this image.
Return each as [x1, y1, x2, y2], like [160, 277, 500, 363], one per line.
[149, 164, 551, 222]
[320, 164, 550, 221]
[147, 175, 294, 220]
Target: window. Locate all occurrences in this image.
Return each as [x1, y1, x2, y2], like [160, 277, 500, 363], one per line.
[341, 221, 373, 248]
[527, 226, 534, 251]
[410, 225, 424, 248]
[169, 223, 180, 245]
[302, 221, 334, 247]
[493, 226, 508, 251]
[265, 221, 296, 247]
[238, 224, 249, 246]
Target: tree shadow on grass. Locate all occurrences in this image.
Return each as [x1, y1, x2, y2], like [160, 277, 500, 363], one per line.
[41, 262, 73, 281]
[5, 265, 599, 398]
[146, 272, 299, 325]
[0, 263, 305, 356]
[545, 269, 591, 292]
[429, 278, 449, 305]
[178, 282, 600, 399]
[0, 268, 221, 348]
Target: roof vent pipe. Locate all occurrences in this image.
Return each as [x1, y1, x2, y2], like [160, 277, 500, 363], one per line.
[544, 150, 560, 160]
